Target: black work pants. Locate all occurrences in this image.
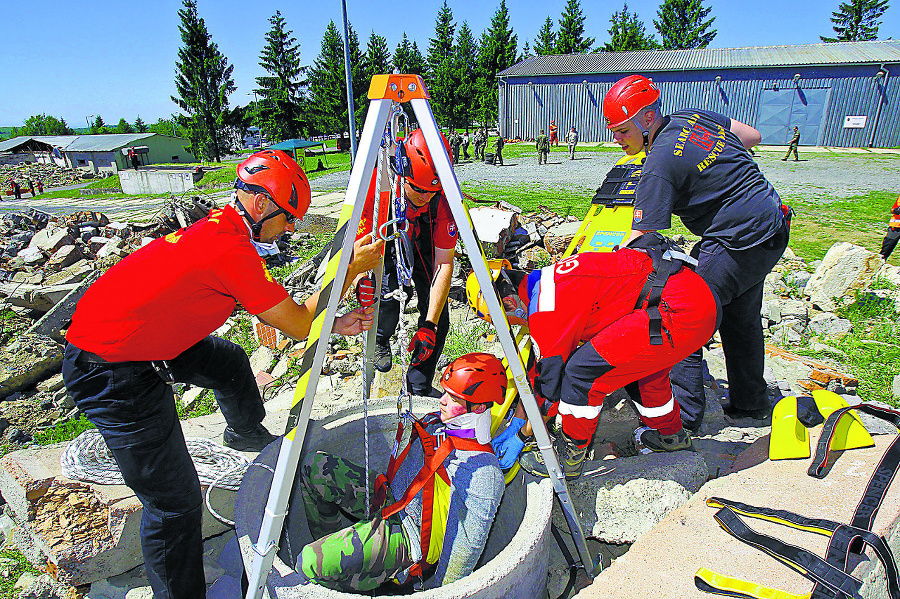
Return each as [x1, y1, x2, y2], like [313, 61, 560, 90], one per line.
[670, 222, 789, 429]
[377, 241, 450, 395]
[881, 228, 900, 260]
[62, 336, 264, 599]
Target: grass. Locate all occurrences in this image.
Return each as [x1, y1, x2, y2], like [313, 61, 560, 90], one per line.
[224, 315, 259, 357]
[442, 320, 494, 362]
[176, 388, 218, 420]
[0, 548, 41, 599]
[32, 415, 95, 446]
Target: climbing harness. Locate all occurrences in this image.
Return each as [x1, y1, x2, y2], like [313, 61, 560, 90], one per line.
[372, 412, 494, 578]
[696, 402, 900, 599]
[627, 232, 698, 346]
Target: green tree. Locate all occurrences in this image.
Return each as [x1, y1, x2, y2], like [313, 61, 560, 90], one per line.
[20, 114, 74, 136]
[150, 117, 179, 137]
[604, 2, 660, 51]
[133, 116, 148, 133]
[821, 0, 890, 41]
[256, 10, 306, 142]
[474, 0, 518, 128]
[455, 21, 479, 130]
[116, 118, 135, 134]
[556, 0, 595, 54]
[534, 17, 557, 55]
[171, 0, 236, 162]
[393, 33, 426, 75]
[364, 31, 392, 80]
[427, 1, 459, 127]
[91, 115, 107, 134]
[307, 21, 350, 137]
[348, 24, 370, 135]
[520, 41, 532, 60]
[654, 0, 716, 49]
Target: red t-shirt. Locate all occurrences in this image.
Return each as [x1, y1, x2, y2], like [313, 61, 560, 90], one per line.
[67, 205, 289, 361]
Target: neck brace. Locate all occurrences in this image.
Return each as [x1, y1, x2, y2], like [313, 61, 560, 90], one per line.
[443, 408, 492, 444]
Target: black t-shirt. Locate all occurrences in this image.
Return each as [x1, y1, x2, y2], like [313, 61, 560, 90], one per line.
[634, 109, 783, 250]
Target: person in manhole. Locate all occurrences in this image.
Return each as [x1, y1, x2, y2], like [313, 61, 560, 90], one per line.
[61, 149, 383, 599]
[467, 234, 720, 481]
[603, 74, 790, 432]
[362, 128, 458, 399]
[295, 352, 506, 591]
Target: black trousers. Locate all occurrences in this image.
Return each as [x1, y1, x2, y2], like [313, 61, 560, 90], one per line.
[881, 228, 900, 260]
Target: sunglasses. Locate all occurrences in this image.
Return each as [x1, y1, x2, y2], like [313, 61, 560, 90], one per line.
[407, 181, 437, 195]
[235, 178, 297, 224]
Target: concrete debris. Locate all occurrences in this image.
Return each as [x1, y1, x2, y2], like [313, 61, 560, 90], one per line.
[469, 206, 518, 258]
[0, 163, 88, 195]
[0, 334, 63, 400]
[804, 242, 884, 312]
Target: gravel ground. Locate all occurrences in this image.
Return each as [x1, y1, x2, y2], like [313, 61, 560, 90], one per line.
[310, 145, 900, 202]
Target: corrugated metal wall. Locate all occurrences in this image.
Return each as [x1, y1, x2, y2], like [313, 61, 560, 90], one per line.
[498, 63, 898, 147]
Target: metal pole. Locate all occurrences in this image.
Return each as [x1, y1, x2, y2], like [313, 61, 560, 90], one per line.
[340, 0, 358, 160]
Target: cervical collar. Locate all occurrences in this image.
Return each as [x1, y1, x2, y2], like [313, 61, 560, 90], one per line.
[443, 409, 492, 444]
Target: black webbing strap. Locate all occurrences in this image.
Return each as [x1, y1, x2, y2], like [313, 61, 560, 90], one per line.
[810, 403, 900, 480]
[591, 163, 641, 206]
[713, 507, 864, 599]
[633, 248, 691, 346]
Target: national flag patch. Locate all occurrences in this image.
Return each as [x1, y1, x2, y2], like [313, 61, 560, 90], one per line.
[634, 209, 642, 221]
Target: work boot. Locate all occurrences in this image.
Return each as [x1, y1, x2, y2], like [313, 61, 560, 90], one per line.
[636, 427, 693, 454]
[518, 435, 587, 480]
[374, 343, 393, 373]
[223, 423, 278, 452]
[724, 404, 771, 422]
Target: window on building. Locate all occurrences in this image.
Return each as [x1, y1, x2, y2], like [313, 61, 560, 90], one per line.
[172, 156, 180, 161]
[77, 159, 86, 166]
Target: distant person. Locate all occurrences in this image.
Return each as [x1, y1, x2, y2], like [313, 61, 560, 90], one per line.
[36, 180, 44, 194]
[880, 194, 900, 260]
[494, 134, 505, 166]
[566, 126, 579, 160]
[782, 126, 800, 161]
[27, 179, 35, 197]
[536, 129, 550, 165]
[450, 131, 461, 164]
[462, 130, 471, 160]
[549, 119, 558, 146]
[11, 179, 21, 200]
[473, 129, 486, 161]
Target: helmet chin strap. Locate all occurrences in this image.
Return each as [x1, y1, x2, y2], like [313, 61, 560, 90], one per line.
[233, 192, 280, 242]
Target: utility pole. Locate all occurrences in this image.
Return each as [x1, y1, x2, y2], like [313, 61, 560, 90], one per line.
[86, 115, 94, 133]
[340, 0, 358, 160]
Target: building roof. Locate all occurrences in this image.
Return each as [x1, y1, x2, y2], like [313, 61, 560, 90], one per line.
[0, 133, 164, 153]
[498, 40, 900, 77]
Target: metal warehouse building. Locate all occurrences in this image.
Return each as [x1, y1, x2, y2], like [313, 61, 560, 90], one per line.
[496, 40, 900, 148]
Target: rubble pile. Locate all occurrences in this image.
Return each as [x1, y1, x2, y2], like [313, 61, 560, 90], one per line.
[0, 163, 86, 193]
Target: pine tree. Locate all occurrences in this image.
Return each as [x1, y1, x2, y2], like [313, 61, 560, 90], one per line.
[307, 21, 349, 137]
[256, 10, 306, 142]
[364, 31, 392, 79]
[604, 3, 659, 51]
[134, 116, 148, 133]
[654, 0, 717, 50]
[347, 23, 370, 135]
[520, 41, 532, 60]
[821, 0, 889, 42]
[91, 115, 106, 134]
[427, 1, 459, 127]
[534, 17, 557, 55]
[455, 22, 478, 130]
[474, 0, 518, 127]
[116, 118, 135, 134]
[556, 0, 595, 54]
[171, 0, 235, 161]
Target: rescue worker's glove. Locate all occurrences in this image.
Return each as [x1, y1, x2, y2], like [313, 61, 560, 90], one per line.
[355, 274, 376, 308]
[408, 322, 437, 366]
[491, 417, 527, 469]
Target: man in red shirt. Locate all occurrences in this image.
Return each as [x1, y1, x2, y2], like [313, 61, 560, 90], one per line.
[360, 129, 458, 397]
[880, 194, 900, 260]
[468, 235, 719, 480]
[63, 150, 382, 599]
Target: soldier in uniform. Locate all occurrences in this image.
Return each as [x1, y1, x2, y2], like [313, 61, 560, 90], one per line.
[494, 134, 505, 166]
[536, 129, 550, 165]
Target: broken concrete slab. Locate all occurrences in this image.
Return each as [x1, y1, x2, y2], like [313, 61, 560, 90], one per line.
[29, 228, 74, 254]
[576, 434, 900, 599]
[0, 334, 62, 400]
[28, 271, 101, 340]
[543, 220, 582, 259]
[46, 244, 84, 271]
[804, 242, 883, 311]
[469, 206, 517, 258]
[43, 259, 93, 286]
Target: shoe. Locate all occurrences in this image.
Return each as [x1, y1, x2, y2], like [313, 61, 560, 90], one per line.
[781, 158, 787, 161]
[518, 435, 587, 480]
[638, 427, 693, 453]
[723, 405, 771, 421]
[223, 423, 278, 452]
[374, 343, 393, 373]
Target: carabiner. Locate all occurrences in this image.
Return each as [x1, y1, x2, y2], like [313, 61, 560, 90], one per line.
[378, 217, 409, 241]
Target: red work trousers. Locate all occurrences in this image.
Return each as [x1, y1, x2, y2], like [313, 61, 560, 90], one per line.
[557, 269, 718, 444]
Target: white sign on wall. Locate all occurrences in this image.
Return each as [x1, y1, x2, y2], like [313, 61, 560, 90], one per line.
[843, 115, 867, 128]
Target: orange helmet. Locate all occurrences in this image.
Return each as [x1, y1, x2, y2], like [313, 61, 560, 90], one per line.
[404, 129, 450, 192]
[603, 75, 660, 129]
[440, 353, 506, 404]
[235, 149, 311, 220]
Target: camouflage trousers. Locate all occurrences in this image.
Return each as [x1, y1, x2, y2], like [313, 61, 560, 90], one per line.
[297, 451, 413, 592]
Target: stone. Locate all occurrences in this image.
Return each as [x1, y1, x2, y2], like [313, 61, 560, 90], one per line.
[770, 324, 801, 345]
[249, 345, 275, 375]
[95, 238, 124, 260]
[543, 220, 583, 259]
[29, 228, 74, 254]
[0, 334, 63, 400]
[807, 312, 853, 337]
[88, 236, 110, 253]
[16, 246, 43, 265]
[104, 222, 131, 239]
[28, 271, 101, 341]
[893, 374, 900, 401]
[804, 242, 884, 311]
[36, 374, 65, 394]
[760, 297, 781, 323]
[553, 451, 708, 544]
[47, 245, 84, 270]
[469, 207, 517, 258]
[43, 259, 93, 286]
[782, 299, 810, 323]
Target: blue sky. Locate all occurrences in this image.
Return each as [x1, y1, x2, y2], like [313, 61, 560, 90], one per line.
[1, 0, 897, 128]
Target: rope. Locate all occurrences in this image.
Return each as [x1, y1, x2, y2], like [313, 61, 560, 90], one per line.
[61, 429, 252, 525]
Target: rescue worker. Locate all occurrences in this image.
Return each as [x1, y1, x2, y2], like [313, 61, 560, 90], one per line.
[880, 194, 900, 260]
[536, 129, 550, 165]
[295, 352, 506, 591]
[549, 119, 558, 146]
[604, 74, 789, 430]
[469, 235, 719, 479]
[62, 149, 383, 599]
[368, 129, 458, 398]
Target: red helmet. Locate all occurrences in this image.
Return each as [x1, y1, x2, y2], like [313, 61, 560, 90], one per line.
[236, 149, 311, 220]
[405, 129, 450, 192]
[603, 75, 660, 129]
[440, 353, 507, 405]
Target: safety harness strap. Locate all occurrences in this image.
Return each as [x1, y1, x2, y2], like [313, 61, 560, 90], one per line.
[694, 567, 810, 599]
[591, 163, 641, 206]
[713, 507, 864, 599]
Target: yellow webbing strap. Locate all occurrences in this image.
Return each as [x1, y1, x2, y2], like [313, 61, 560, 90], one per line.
[695, 567, 810, 599]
